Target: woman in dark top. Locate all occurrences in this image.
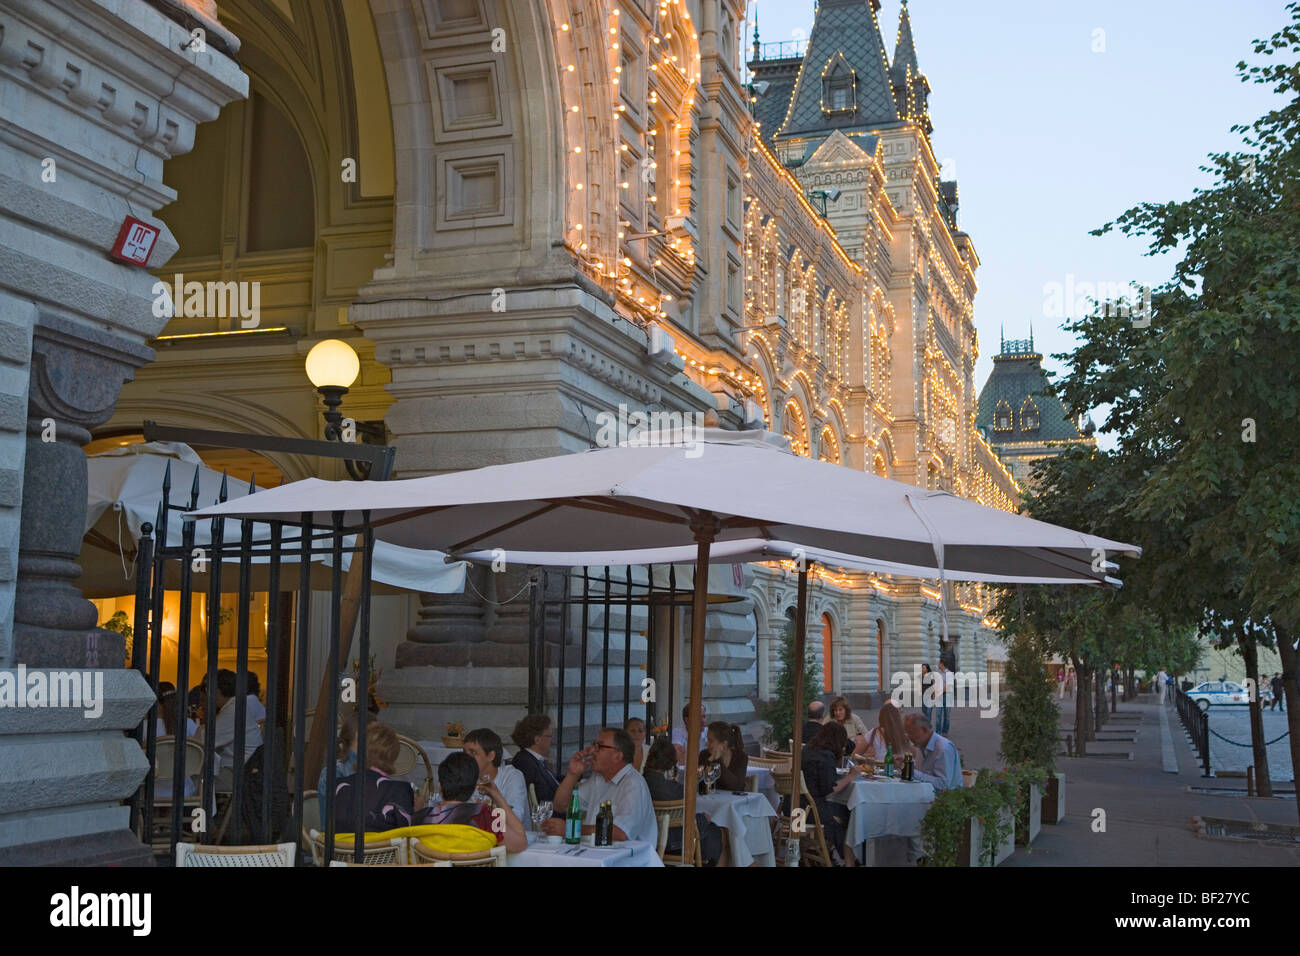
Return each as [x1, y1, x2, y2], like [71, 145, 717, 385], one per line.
[700, 721, 748, 791]
[801, 721, 861, 866]
[643, 736, 723, 865]
[333, 722, 425, 833]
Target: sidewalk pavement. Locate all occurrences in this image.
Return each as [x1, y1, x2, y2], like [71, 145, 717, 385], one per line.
[853, 695, 1299, 866]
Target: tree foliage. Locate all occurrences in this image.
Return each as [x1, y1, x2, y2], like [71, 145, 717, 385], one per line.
[761, 619, 821, 747]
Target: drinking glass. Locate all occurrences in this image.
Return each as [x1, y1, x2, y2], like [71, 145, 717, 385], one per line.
[531, 801, 553, 832]
[704, 763, 722, 794]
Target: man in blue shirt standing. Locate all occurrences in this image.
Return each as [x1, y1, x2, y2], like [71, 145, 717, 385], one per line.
[904, 712, 962, 791]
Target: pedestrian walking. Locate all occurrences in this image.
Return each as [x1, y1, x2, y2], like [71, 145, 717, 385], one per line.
[920, 663, 935, 724]
[1271, 673, 1284, 712]
[1057, 669, 1065, 699]
[1155, 668, 1167, 703]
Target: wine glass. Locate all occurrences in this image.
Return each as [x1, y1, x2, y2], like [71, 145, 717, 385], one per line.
[531, 800, 553, 833]
[704, 763, 722, 794]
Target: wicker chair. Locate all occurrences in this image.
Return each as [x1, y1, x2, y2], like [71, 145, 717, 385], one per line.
[175, 842, 296, 867]
[761, 746, 792, 761]
[393, 735, 435, 797]
[409, 842, 508, 867]
[771, 767, 834, 867]
[748, 755, 790, 772]
[147, 736, 205, 854]
[652, 799, 702, 866]
[310, 828, 408, 865]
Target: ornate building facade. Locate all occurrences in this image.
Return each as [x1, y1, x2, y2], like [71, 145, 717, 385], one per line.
[975, 331, 1096, 489]
[1, 0, 1020, 860]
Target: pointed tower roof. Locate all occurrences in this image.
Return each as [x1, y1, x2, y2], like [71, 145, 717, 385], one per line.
[890, 1, 931, 133]
[891, 1, 919, 81]
[773, 0, 900, 143]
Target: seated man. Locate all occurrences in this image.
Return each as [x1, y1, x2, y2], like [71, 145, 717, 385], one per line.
[196, 669, 263, 792]
[671, 703, 707, 764]
[423, 752, 527, 853]
[509, 713, 561, 803]
[464, 727, 529, 825]
[801, 699, 827, 745]
[541, 728, 658, 844]
[903, 713, 962, 791]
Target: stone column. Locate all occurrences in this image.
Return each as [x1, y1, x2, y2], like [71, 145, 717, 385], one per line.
[13, 319, 151, 666]
[0, 0, 246, 864]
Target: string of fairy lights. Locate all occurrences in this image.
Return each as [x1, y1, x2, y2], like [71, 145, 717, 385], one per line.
[549, 0, 1017, 615]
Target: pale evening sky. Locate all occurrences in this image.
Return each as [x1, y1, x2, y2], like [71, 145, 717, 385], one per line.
[745, 0, 1287, 448]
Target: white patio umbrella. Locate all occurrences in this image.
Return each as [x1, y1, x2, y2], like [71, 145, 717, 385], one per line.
[190, 432, 1139, 861]
[84, 442, 467, 597]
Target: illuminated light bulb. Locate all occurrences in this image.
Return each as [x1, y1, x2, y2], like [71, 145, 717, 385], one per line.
[561, 23, 569, 31]
[573, 146, 582, 153]
[576, 183, 584, 190]
[567, 64, 575, 72]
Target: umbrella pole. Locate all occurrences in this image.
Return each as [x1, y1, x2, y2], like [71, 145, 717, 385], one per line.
[788, 565, 809, 865]
[682, 515, 716, 865]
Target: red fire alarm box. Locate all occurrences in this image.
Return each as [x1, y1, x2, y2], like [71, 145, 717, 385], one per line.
[109, 216, 160, 266]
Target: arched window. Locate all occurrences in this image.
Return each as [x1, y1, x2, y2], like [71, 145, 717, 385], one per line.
[821, 613, 834, 693]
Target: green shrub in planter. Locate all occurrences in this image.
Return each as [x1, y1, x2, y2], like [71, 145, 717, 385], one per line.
[920, 770, 1016, 867]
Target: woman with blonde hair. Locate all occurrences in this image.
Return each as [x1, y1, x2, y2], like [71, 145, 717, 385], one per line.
[864, 700, 913, 766]
[829, 697, 870, 757]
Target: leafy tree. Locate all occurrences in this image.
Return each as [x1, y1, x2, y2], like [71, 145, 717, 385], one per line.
[761, 619, 821, 747]
[1086, 4, 1300, 809]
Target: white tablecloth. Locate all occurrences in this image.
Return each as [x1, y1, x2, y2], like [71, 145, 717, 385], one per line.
[749, 767, 778, 810]
[510, 835, 663, 867]
[833, 777, 934, 864]
[696, 791, 777, 867]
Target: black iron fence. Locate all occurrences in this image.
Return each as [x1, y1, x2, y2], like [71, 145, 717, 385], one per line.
[1170, 685, 1211, 777]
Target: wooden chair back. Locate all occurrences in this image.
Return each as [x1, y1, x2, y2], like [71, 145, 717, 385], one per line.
[652, 799, 702, 866]
[394, 735, 435, 794]
[770, 768, 833, 867]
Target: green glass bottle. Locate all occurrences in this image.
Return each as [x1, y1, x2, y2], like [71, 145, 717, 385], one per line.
[884, 742, 894, 778]
[565, 789, 582, 844]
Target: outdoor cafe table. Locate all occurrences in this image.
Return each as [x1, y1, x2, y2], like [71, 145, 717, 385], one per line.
[831, 775, 935, 865]
[696, 790, 777, 867]
[510, 832, 663, 867]
[678, 765, 778, 811]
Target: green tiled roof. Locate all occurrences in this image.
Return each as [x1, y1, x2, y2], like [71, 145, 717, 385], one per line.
[774, 0, 900, 142]
[976, 339, 1087, 444]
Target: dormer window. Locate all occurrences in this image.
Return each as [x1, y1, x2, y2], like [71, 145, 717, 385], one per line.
[1020, 397, 1040, 432]
[993, 400, 1012, 432]
[821, 56, 856, 115]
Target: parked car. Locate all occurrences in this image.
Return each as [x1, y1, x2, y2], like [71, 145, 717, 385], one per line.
[1186, 680, 1251, 711]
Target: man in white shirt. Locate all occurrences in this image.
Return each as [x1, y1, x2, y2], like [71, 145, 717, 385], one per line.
[542, 727, 658, 844]
[1155, 668, 1167, 703]
[671, 702, 707, 763]
[464, 727, 530, 826]
[904, 712, 962, 792]
[202, 669, 263, 792]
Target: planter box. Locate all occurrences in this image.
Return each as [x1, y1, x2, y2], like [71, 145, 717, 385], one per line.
[1017, 783, 1042, 845]
[960, 808, 1016, 866]
[1042, 772, 1066, 825]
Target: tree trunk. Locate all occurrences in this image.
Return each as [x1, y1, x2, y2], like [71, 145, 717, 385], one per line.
[1093, 667, 1105, 734]
[1071, 654, 1087, 756]
[1273, 623, 1300, 826]
[1238, 629, 1272, 797]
